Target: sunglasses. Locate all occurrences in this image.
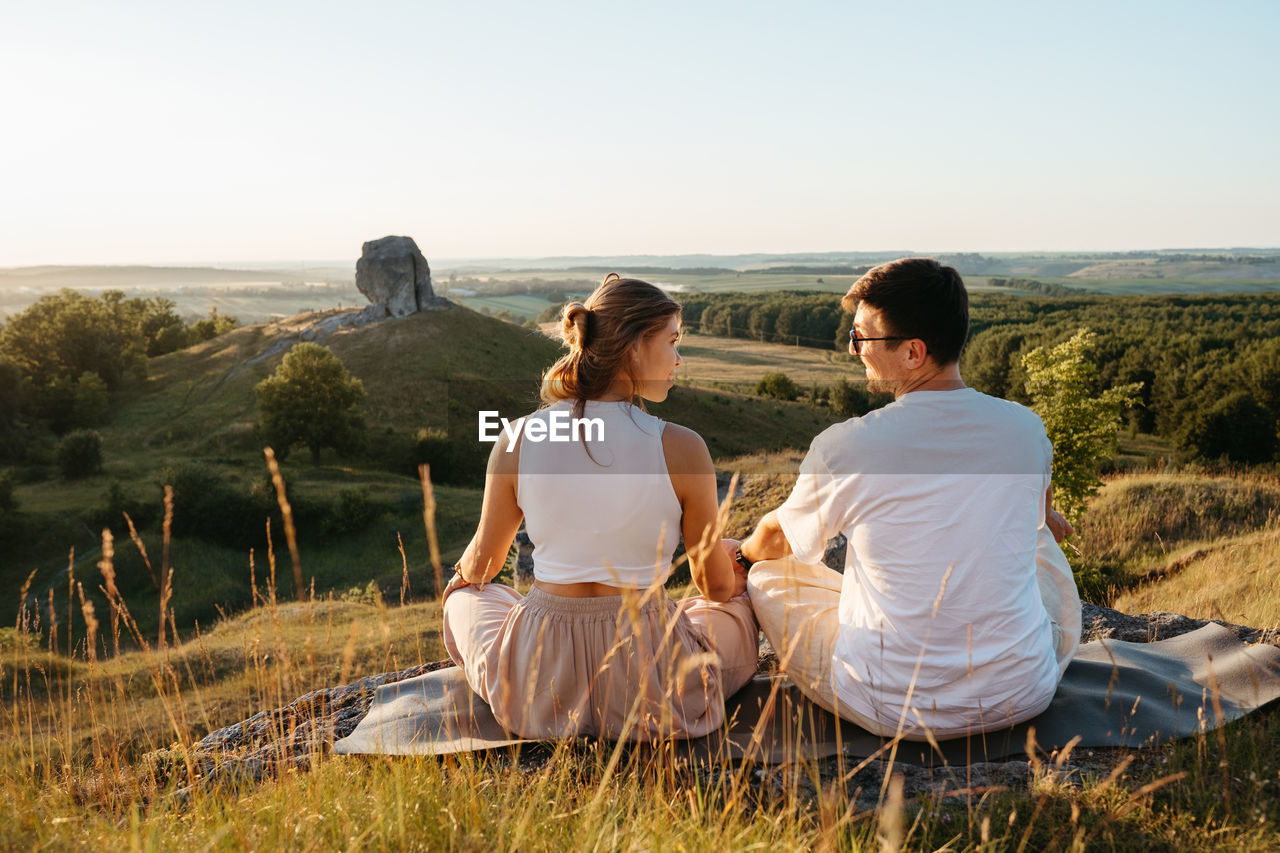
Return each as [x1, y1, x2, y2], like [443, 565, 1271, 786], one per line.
[848, 329, 909, 354]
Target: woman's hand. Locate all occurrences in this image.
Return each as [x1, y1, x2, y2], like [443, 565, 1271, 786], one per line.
[1047, 509, 1074, 543]
[441, 569, 472, 605]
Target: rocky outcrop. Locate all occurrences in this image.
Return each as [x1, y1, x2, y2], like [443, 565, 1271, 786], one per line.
[355, 235, 442, 319]
[1081, 601, 1276, 644]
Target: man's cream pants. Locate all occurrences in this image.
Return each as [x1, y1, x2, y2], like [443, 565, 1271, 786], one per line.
[746, 527, 1081, 730]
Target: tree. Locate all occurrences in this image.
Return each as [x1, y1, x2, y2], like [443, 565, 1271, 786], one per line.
[1023, 329, 1141, 521]
[40, 371, 110, 434]
[137, 297, 189, 356]
[186, 307, 239, 345]
[0, 289, 145, 390]
[1177, 391, 1278, 465]
[256, 343, 367, 465]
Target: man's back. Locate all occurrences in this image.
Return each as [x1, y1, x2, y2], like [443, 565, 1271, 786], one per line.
[775, 388, 1060, 737]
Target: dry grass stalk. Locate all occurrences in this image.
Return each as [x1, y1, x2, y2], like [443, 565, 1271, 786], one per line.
[263, 447, 305, 600]
[398, 531, 410, 607]
[159, 486, 173, 649]
[265, 519, 278, 605]
[122, 511, 158, 589]
[419, 464, 443, 597]
[97, 529, 122, 656]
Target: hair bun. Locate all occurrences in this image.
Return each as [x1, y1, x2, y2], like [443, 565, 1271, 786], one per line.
[561, 302, 590, 350]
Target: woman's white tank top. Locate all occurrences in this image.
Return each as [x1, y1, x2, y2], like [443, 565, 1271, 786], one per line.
[516, 399, 683, 588]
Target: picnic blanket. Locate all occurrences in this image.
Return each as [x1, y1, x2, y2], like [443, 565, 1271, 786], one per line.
[332, 624, 1280, 764]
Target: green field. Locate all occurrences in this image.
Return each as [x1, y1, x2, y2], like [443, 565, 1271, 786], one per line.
[454, 292, 562, 320]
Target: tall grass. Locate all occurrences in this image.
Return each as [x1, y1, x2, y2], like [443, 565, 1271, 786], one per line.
[5, 464, 1280, 850]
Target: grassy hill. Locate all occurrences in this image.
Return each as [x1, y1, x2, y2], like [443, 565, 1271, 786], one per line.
[4, 466, 1280, 849]
[4, 305, 844, 642]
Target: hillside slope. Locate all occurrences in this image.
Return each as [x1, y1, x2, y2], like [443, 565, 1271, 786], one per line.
[6, 303, 842, 638]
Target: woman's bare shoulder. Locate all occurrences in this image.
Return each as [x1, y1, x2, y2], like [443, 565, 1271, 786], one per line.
[661, 422, 712, 474]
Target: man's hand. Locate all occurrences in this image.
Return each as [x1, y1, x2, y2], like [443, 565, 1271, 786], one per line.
[1047, 509, 1074, 543]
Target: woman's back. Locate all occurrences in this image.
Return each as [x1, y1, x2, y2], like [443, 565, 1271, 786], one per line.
[518, 399, 682, 588]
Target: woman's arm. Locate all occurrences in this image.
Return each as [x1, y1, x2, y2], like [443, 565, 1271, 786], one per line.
[663, 423, 744, 602]
[452, 431, 524, 591]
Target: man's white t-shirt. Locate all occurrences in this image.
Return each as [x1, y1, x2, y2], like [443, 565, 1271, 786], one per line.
[776, 387, 1061, 738]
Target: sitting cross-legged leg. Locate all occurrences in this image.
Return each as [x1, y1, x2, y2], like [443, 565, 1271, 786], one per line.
[679, 592, 760, 698]
[746, 557, 843, 716]
[441, 581, 523, 710]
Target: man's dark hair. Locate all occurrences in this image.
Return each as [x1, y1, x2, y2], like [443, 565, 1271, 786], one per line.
[841, 257, 969, 365]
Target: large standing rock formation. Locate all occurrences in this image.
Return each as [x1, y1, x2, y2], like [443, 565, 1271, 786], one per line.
[356, 235, 440, 318]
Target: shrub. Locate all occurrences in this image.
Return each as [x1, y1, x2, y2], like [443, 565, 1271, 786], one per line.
[0, 472, 15, 521]
[56, 429, 103, 479]
[756, 372, 800, 401]
[1023, 329, 1141, 521]
[158, 462, 266, 545]
[829, 378, 873, 418]
[324, 488, 391, 536]
[339, 579, 384, 605]
[413, 427, 456, 483]
[84, 480, 157, 534]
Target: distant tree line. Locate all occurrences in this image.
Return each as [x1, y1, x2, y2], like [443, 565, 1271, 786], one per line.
[0, 288, 238, 466]
[678, 291, 850, 349]
[987, 277, 1083, 297]
[678, 290, 1280, 466]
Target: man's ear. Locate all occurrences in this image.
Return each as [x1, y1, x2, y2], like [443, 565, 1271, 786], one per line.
[905, 338, 929, 368]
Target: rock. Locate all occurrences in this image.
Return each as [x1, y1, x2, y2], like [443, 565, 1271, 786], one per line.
[1080, 601, 1274, 645]
[515, 530, 535, 582]
[355, 235, 439, 318]
[823, 533, 847, 570]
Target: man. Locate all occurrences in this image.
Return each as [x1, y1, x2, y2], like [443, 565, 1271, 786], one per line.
[731, 258, 1080, 740]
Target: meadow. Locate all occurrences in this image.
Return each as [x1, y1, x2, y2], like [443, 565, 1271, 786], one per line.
[4, 263, 1280, 850]
[4, 461, 1280, 850]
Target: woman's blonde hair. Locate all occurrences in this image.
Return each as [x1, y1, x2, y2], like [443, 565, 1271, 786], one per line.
[541, 273, 681, 418]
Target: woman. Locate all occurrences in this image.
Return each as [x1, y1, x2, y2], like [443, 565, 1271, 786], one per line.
[441, 274, 758, 741]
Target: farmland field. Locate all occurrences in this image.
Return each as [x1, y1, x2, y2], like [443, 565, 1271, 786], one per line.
[677, 333, 860, 388]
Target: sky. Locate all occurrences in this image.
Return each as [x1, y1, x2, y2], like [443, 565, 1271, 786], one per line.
[1, 0, 1277, 265]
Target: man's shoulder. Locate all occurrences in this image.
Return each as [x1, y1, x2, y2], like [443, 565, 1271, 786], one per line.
[964, 389, 1045, 425]
[807, 403, 908, 463]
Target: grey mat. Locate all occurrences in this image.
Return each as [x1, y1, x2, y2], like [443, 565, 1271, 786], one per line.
[333, 624, 1280, 764]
